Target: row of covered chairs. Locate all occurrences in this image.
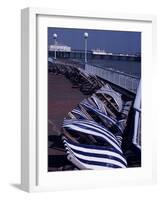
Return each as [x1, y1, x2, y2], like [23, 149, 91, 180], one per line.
[49, 62, 105, 95]
[62, 77, 132, 169]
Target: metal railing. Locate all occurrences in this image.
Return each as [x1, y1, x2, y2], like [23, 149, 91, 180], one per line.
[133, 82, 141, 149]
[85, 64, 140, 93]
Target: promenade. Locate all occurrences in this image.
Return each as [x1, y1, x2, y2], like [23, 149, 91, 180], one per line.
[48, 73, 86, 171]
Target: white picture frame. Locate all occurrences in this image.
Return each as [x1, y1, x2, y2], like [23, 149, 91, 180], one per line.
[21, 7, 156, 192]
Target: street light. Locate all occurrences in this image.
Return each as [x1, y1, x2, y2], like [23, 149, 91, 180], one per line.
[53, 33, 57, 60]
[84, 32, 88, 64]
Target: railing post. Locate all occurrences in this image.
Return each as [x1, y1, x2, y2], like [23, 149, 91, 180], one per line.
[132, 78, 134, 92]
[118, 74, 120, 86]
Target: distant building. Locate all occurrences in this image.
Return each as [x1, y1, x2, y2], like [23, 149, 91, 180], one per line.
[49, 42, 71, 52]
[91, 49, 108, 55]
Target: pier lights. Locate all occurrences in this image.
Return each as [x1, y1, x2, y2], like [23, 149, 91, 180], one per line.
[53, 33, 57, 60]
[84, 32, 88, 64]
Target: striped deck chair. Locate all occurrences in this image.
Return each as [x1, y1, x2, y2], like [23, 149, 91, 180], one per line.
[78, 69, 101, 94]
[80, 99, 124, 134]
[67, 106, 92, 120]
[63, 119, 123, 153]
[63, 137, 127, 170]
[70, 107, 91, 120]
[62, 119, 127, 169]
[86, 95, 117, 121]
[96, 84, 123, 112]
[90, 94, 118, 119]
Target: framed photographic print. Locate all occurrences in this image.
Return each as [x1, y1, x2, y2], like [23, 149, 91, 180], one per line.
[21, 7, 156, 192]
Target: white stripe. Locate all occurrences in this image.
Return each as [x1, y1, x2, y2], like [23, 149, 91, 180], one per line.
[64, 141, 127, 164]
[67, 154, 114, 170]
[65, 145, 126, 168]
[67, 119, 114, 135]
[63, 121, 120, 147]
[91, 95, 107, 115]
[81, 102, 117, 124]
[64, 124, 122, 152]
[69, 121, 120, 146]
[96, 89, 122, 112]
[71, 150, 126, 168]
[72, 110, 88, 119]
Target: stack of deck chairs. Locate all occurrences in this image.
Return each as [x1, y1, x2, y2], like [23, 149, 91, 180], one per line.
[49, 63, 105, 95]
[49, 62, 132, 169]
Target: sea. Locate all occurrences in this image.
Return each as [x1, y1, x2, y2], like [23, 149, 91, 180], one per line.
[88, 59, 141, 78]
[77, 58, 141, 78]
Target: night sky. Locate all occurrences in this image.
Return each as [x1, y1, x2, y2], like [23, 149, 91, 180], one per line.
[48, 27, 141, 54]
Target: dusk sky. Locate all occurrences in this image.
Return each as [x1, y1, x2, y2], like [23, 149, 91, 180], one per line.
[48, 27, 141, 54]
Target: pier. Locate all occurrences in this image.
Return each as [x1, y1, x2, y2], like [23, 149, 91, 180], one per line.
[48, 30, 141, 171]
[48, 49, 141, 61]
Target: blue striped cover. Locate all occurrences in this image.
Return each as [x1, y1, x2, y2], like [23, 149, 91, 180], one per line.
[63, 136, 127, 169]
[63, 119, 123, 153]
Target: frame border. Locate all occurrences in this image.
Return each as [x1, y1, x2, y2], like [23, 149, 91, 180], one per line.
[21, 7, 156, 192]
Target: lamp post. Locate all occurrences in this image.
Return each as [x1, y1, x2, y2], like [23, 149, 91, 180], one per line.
[84, 32, 88, 64]
[53, 33, 57, 60]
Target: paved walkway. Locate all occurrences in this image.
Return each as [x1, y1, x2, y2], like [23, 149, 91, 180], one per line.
[48, 73, 85, 135]
[48, 73, 86, 171]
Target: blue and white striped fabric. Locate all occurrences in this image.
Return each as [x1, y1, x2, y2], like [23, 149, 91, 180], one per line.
[80, 99, 123, 133]
[96, 84, 123, 112]
[63, 119, 122, 153]
[80, 98, 115, 123]
[61, 68, 129, 169]
[63, 136, 127, 169]
[71, 107, 90, 120]
[90, 94, 107, 115]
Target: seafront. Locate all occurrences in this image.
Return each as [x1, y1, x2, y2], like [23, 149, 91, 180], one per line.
[48, 28, 141, 171]
[48, 60, 141, 171]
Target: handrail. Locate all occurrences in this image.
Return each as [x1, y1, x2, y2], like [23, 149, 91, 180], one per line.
[86, 63, 140, 79]
[133, 80, 141, 149]
[85, 64, 140, 93]
[133, 81, 141, 110]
